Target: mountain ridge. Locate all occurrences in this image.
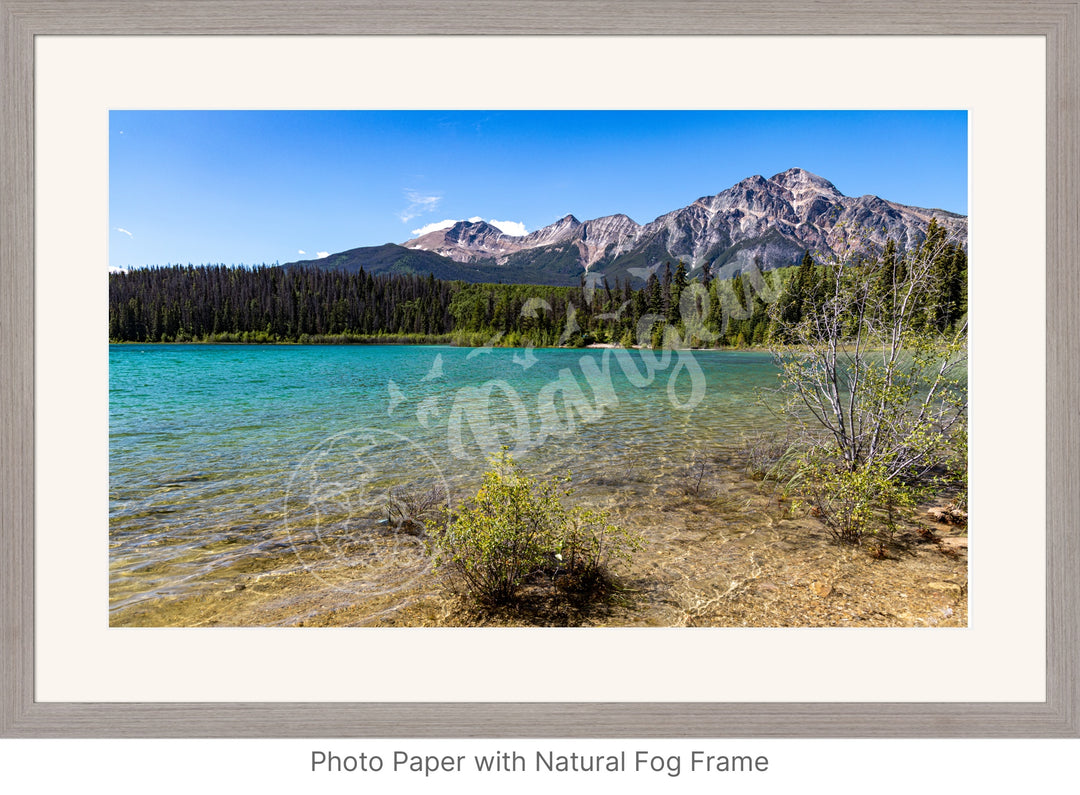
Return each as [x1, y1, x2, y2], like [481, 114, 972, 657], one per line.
[286, 168, 967, 286]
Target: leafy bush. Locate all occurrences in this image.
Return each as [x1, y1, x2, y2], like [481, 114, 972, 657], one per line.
[429, 450, 642, 606]
[554, 506, 643, 591]
[792, 454, 920, 545]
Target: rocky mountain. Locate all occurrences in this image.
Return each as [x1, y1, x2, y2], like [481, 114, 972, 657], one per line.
[289, 168, 967, 286]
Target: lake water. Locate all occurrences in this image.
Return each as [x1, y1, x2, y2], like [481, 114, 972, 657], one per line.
[109, 344, 783, 615]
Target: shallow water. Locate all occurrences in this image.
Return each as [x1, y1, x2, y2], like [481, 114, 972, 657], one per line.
[109, 344, 784, 613]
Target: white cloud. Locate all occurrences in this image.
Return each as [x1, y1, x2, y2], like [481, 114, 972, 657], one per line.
[115, 227, 133, 238]
[397, 190, 442, 222]
[298, 249, 306, 255]
[109, 266, 129, 274]
[489, 219, 528, 236]
[468, 216, 483, 222]
[316, 251, 329, 259]
[410, 219, 460, 237]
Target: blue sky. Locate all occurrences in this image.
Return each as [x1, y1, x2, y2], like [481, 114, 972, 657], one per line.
[109, 110, 967, 269]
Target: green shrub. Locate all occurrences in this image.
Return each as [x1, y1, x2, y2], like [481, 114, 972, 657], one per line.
[429, 450, 642, 606]
[554, 506, 643, 591]
[792, 453, 920, 545]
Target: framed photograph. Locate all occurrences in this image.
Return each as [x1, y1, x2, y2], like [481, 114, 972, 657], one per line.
[2, 1, 1077, 737]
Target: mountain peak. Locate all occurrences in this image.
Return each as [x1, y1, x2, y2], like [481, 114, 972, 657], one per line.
[768, 167, 843, 197]
[447, 219, 501, 234]
[736, 174, 769, 187]
[440, 220, 507, 246]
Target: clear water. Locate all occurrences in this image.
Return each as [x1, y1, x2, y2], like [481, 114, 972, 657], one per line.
[109, 344, 783, 612]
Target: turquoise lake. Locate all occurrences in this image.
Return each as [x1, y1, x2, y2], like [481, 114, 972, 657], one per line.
[109, 344, 783, 614]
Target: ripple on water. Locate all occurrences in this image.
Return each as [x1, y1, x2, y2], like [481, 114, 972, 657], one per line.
[109, 344, 783, 614]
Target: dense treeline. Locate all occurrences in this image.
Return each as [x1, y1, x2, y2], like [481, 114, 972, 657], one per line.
[109, 225, 966, 348]
[110, 265, 457, 343]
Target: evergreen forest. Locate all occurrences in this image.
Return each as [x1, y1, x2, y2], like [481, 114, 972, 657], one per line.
[109, 227, 966, 350]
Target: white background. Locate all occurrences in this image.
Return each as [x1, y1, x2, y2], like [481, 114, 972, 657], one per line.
[11, 33, 1070, 790]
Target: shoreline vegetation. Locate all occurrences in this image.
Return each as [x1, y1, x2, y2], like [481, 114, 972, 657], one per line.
[109, 226, 968, 627]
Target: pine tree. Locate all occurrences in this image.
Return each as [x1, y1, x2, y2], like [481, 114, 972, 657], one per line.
[669, 260, 688, 325]
[660, 261, 673, 320]
[645, 272, 661, 314]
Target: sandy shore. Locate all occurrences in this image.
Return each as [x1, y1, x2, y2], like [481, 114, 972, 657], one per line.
[110, 456, 967, 629]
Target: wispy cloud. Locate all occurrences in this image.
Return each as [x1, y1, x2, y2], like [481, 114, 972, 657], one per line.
[316, 251, 329, 259]
[109, 266, 129, 274]
[115, 227, 133, 238]
[398, 190, 442, 223]
[298, 249, 306, 255]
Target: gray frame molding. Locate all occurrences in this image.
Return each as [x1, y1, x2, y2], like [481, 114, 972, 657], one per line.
[1, 0, 1076, 738]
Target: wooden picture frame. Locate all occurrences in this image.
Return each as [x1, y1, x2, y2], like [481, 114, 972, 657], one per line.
[2, 0, 1077, 738]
